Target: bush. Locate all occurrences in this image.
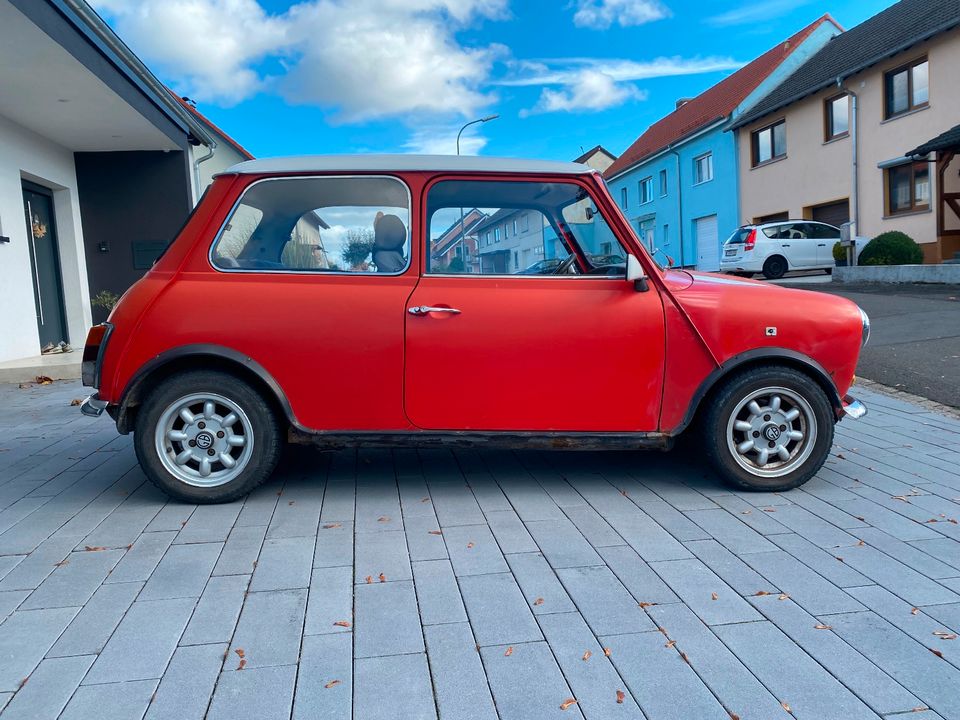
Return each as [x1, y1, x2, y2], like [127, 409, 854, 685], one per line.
[832, 242, 846, 262]
[858, 231, 923, 266]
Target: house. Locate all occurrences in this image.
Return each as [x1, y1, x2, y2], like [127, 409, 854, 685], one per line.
[604, 15, 842, 270]
[0, 0, 250, 369]
[430, 208, 488, 272]
[573, 145, 617, 173]
[907, 123, 960, 259]
[728, 0, 960, 263]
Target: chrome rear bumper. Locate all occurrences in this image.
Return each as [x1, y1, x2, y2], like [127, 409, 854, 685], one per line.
[80, 393, 108, 418]
[842, 394, 867, 419]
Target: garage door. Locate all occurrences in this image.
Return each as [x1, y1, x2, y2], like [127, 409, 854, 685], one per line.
[695, 215, 719, 271]
[811, 200, 849, 228]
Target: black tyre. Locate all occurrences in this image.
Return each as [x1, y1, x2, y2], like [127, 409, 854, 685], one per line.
[762, 255, 788, 280]
[825, 268, 833, 275]
[701, 366, 834, 492]
[134, 370, 283, 503]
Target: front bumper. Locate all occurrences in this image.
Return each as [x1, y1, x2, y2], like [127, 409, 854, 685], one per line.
[842, 393, 867, 419]
[80, 393, 108, 418]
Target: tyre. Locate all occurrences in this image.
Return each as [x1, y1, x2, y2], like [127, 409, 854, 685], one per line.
[761, 255, 788, 280]
[700, 366, 834, 492]
[134, 370, 283, 503]
[825, 268, 833, 275]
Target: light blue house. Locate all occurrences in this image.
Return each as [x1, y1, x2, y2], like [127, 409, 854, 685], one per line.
[604, 15, 841, 270]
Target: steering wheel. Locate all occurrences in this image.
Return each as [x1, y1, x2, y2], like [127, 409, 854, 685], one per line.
[553, 254, 579, 275]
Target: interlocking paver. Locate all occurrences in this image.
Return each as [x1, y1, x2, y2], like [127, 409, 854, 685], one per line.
[649, 557, 761, 625]
[20, 548, 122, 609]
[207, 664, 297, 720]
[836, 543, 960, 606]
[48, 581, 142, 657]
[354, 579, 423, 657]
[104, 530, 177, 584]
[0, 606, 79, 691]
[60, 678, 159, 720]
[459, 572, 542, 646]
[739, 549, 866, 615]
[229, 589, 307, 668]
[354, 653, 436, 720]
[442, 524, 508, 576]
[424, 622, 497, 720]
[145, 643, 226, 720]
[250, 536, 314, 591]
[303, 566, 352, 635]
[312, 521, 354, 567]
[684, 507, 778, 554]
[595, 544, 679, 605]
[525, 518, 602, 569]
[556, 565, 654, 635]
[139, 542, 222, 600]
[485, 509, 540, 553]
[292, 634, 352, 720]
[683, 539, 778, 596]
[505, 551, 577, 615]
[0, 654, 94, 720]
[767, 532, 873, 588]
[213, 524, 268, 576]
[180, 574, 249, 646]
[354, 529, 411, 582]
[412, 559, 467, 625]
[481, 641, 583, 720]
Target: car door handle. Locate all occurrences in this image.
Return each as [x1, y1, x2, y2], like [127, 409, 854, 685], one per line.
[408, 305, 461, 315]
[781, 244, 790, 247]
[817, 243, 827, 247]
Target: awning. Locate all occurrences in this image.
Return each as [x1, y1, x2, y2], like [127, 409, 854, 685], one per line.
[906, 123, 960, 158]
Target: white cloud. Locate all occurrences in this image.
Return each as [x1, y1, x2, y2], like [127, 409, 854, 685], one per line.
[402, 126, 489, 155]
[572, 0, 670, 30]
[705, 0, 813, 27]
[523, 69, 646, 115]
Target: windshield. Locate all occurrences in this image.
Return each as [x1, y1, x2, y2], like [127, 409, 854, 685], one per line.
[724, 228, 753, 245]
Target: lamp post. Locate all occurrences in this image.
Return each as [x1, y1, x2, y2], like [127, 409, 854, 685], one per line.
[456, 114, 498, 272]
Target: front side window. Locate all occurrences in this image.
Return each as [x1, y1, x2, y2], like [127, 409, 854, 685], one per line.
[825, 93, 849, 140]
[694, 153, 713, 184]
[885, 58, 928, 119]
[886, 161, 930, 215]
[426, 180, 626, 276]
[752, 120, 786, 167]
[639, 177, 653, 204]
[212, 176, 410, 273]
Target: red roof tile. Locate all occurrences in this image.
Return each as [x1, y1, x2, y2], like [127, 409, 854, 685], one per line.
[167, 89, 254, 160]
[604, 14, 841, 179]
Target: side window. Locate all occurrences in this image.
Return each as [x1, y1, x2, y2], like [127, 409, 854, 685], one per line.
[212, 176, 410, 273]
[426, 180, 626, 277]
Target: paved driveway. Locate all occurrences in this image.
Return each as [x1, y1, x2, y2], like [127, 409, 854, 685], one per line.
[1, 381, 959, 720]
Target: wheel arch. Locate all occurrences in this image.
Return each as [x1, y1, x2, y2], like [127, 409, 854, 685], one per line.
[113, 344, 294, 434]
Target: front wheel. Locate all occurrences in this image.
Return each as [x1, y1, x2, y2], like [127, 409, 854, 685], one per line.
[134, 370, 283, 503]
[701, 366, 834, 492]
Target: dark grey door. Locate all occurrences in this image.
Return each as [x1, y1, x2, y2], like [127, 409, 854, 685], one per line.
[23, 183, 68, 348]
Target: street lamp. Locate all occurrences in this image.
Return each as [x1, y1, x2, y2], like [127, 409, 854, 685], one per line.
[456, 114, 499, 272]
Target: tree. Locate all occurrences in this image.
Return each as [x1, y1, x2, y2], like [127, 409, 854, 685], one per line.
[341, 228, 375, 269]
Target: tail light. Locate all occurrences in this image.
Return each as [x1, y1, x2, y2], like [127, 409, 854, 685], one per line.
[81, 323, 113, 388]
[744, 229, 757, 252]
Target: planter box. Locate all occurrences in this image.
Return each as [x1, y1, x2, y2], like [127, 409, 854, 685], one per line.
[833, 264, 960, 284]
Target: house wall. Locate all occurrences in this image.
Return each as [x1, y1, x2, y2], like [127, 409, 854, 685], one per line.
[0, 113, 91, 362]
[189, 139, 247, 201]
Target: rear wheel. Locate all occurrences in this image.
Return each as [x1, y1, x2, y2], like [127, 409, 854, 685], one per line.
[701, 366, 833, 492]
[134, 370, 282, 503]
[762, 255, 788, 280]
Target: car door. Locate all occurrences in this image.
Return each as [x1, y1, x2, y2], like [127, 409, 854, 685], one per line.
[404, 176, 666, 433]
[773, 222, 816, 268]
[810, 223, 841, 266]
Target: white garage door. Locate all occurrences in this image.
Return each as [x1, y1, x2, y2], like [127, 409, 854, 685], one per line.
[695, 215, 719, 271]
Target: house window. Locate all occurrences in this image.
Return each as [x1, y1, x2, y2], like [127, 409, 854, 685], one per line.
[504, 222, 509, 238]
[521, 213, 529, 231]
[694, 153, 713, 184]
[485, 231, 491, 246]
[884, 57, 928, 119]
[494, 227, 501, 242]
[513, 219, 518, 235]
[659, 169, 667, 197]
[513, 250, 519, 269]
[751, 119, 786, 166]
[886, 161, 930, 215]
[639, 177, 653, 204]
[824, 93, 849, 140]
[620, 187, 628, 210]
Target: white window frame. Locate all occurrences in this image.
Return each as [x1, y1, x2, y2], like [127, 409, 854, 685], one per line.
[659, 169, 668, 197]
[694, 152, 713, 185]
[639, 177, 653, 205]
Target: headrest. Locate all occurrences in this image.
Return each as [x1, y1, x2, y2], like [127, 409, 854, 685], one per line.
[374, 214, 406, 252]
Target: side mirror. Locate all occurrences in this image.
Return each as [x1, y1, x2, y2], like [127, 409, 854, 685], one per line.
[626, 254, 649, 292]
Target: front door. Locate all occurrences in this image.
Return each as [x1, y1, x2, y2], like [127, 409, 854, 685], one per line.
[405, 177, 665, 432]
[23, 183, 68, 349]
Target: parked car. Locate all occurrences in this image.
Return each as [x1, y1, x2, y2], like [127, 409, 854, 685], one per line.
[518, 258, 565, 274]
[79, 155, 870, 503]
[720, 220, 863, 279]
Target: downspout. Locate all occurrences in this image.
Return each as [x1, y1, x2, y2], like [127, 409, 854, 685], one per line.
[668, 146, 685, 267]
[192, 141, 217, 204]
[838, 76, 859, 265]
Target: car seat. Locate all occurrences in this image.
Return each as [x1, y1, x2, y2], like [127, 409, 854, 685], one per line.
[373, 215, 407, 272]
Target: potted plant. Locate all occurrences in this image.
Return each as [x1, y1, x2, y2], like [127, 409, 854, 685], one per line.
[832, 242, 847, 267]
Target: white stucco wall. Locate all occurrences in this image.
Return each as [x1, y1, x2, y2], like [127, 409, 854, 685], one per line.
[0, 113, 91, 362]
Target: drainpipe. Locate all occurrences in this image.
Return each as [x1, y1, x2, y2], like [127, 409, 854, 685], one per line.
[838, 76, 859, 266]
[668, 146, 685, 267]
[192, 142, 217, 204]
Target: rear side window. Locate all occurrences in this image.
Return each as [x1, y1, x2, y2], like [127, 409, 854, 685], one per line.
[212, 176, 410, 273]
[724, 228, 753, 244]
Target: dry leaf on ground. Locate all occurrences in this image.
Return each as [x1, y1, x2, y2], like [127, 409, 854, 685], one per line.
[582, 650, 591, 661]
[237, 659, 247, 670]
[814, 624, 832, 630]
[504, 646, 513, 656]
[616, 690, 625, 704]
[711, 592, 719, 600]
[69, 398, 83, 406]
[603, 647, 611, 656]
[324, 680, 341, 689]
[333, 620, 351, 628]
[533, 597, 544, 606]
[560, 698, 578, 710]
[428, 530, 442, 535]
[84, 546, 107, 552]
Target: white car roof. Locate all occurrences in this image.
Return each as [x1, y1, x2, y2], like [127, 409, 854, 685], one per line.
[221, 154, 593, 176]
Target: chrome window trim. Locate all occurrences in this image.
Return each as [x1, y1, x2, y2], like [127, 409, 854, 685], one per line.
[207, 174, 414, 277]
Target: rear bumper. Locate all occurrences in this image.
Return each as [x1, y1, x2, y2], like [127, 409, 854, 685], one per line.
[841, 393, 867, 419]
[80, 393, 108, 418]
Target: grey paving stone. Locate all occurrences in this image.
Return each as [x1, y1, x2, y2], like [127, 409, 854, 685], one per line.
[788, 489, 872, 529]
[0, 654, 95, 720]
[48, 581, 143, 657]
[0, 535, 74, 592]
[354, 529, 411, 582]
[601, 630, 729, 720]
[829, 610, 960, 719]
[835, 495, 941, 541]
[714, 620, 880, 720]
[180, 574, 249, 646]
[234, 485, 280, 527]
[768, 532, 873, 588]
[412, 559, 467, 625]
[140, 542, 222, 600]
[922, 602, 960, 634]
[648, 603, 786, 719]
[525, 518, 603, 569]
[459, 572, 543, 646]
[144, 502, 196, 533]
[740, 549, 866, 615]
[596, 545, 679, 606]
[60, 678, 159, 720]
[537, 612, 644, 719]
[481, 641, 583, 720]
[649, 558, 761, 626]
[505, 551, 576, 615]
[429, 482, 486, 527]
[602, 507, 693, 562]
[304, 566, 353, 635]
[21, 548, 122, 609]
[0, 591, 27, 624]
[711, 495, 791, 535]
[837, 544, 960, 607]
[84, 597, 195, 684]
[464, 474, 513, 513]
[213, 524, 267, 577]
[856, 526, 959, 579]
[318, 480, 355, 522]
[910, 537, 960, 572]
[441, 524, 508, 576]
[266, 485, 323, 539]
[561, 503, 627, 546]
[683, 507, 777, 554]
[749, 594, 921, 715]
[403, 516, 447, 562]
[354, 579, 423, 657]
[145, 643, 226, 720]
[485, 509, 539, 553]
[77, 484, 165, 549]
[174, 502, 242, 544]
[354, 652, 436, 720]
[250, 536, 314, 591]
[293, 633, 352, 720]
[229, 589, 307, 669]
[312, 521, 354, 567]
[635, 499, 711, 542]
[0, 556, 25, 585]
[424, 622, 497, 720]
[0, 606, 79, 691]
[104, 530, 177, 584]
[683, 539, 778, 596]
[207, 664, 297, 720]
[498, 479, 567, 523]
[556, 565, 654, 635]
[761, 504, 861, 549]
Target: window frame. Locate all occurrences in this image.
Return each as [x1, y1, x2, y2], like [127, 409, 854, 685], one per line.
[693, 152, 713, 184]
[208, 174, 414, 276]
[823, 93, 849, 141]
[751, 119, 786, 167]
[884, 160, 931, 216]
[639, 176, 653, 204]
[883, 56, 928, 120]
[620, 187, 628, 210]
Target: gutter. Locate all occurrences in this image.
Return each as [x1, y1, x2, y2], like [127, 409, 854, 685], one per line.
[668, 146, 685, 268]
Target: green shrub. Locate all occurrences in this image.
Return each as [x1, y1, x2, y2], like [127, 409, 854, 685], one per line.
[832, 242, 845, 262]
[858, 231, 923, 266]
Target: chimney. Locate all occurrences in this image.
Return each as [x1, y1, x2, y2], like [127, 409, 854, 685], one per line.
[676, 98, 693, 110]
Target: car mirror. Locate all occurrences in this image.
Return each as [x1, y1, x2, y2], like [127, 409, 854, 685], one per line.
[626, 254, 649, 292]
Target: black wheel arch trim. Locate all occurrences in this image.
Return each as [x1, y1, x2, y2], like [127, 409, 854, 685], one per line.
[114, 344, 297, 434]
[675, 347, 843, 435]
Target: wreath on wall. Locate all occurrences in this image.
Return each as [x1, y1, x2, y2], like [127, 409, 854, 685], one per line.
[31, 214, 47, 240]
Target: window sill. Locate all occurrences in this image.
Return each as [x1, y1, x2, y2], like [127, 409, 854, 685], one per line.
[750, 155, 787, 170]
[823, 133, 848, 146]
[881, 104, 929, 125]
[882, 207, 931, 219]
[692, 178, 714, 186]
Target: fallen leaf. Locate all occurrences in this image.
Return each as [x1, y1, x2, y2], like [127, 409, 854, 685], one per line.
[84, 546, 107, 552]
[638, 602, 656, 608]
[421, 497, 430, 503]
[125, 544, 133, 550]
[729, 713, 740, 720]
[911, 707, 930, 712]
[36, 375, 53, 385]
[235, 648, 245, 658]
[428, 530, 442, 536]
[582, 650, 591, 661]
[855, 516, 865, 522]
[237, 658, 247, 670]
[324, 679, 341, 689]
[836, 453, 846, 460]
[560, 698, 578, 711]
[762, 508, 776, 513]
[616, 690, 626, 704]
[911, 607, 920, 615]
[857, 540, 865, 547]
[17, 677, 28, 689]
[603, 647, 611, 657]
[54, 559, 69, 568]
[814, 624, 832, 630]
[679, 651, 690, 664]
[836, 557, 845, 563]
[711, 592, 719, 601]
[926, 519, 939, 524]
[333, 620, 351, 628]
[533, 597, 544, 606]
[665, 640, 676, 649]
[323, 523, 342, 529]
[466, 542, 475, 549]
[930, 648, 944, 659]
[933, 630, 958, 640]
[288, 500, 295, 506]
[504, 646, 513, 656]
[69, 398, 83, 406]
[741, 510, 752, 515]
[378, 573, 386, 583]
[781, 700, 792, 712]
[754, 591, 771, 596]
[378, 516, 390, 523]
[778, 594, 790, 601]
[365, 576, 373, 584]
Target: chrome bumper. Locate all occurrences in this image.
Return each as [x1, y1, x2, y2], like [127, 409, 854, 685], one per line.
[842, 394, 867, 419]
[80, 393, 108, 418]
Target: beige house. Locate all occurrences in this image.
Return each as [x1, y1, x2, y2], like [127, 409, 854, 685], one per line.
[730, 0, 960, 262]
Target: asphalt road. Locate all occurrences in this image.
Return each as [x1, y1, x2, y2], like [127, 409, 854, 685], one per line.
[782, 281, 960, 408]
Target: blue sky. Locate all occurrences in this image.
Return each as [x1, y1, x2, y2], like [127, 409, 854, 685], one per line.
[95, 0, 897, 162]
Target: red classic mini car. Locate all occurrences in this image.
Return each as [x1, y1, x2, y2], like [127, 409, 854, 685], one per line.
[79, 155, 869, 503]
